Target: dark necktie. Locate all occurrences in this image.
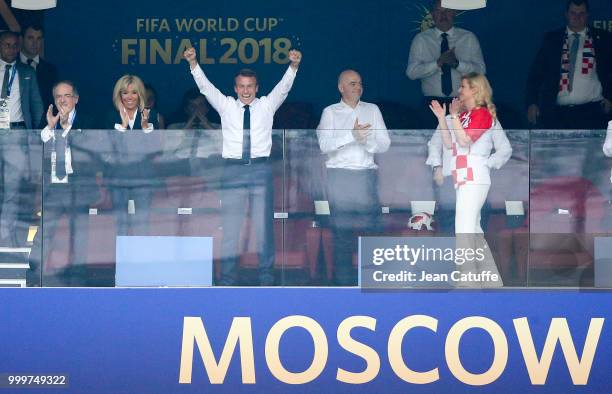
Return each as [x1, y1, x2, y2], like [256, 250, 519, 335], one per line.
[440, 33, 452, 97]
[242, 104, 250, 160]
[1, 64, 11, 99]
[568, 32, 580, 92]
[27, 58, 34, 67]
[55, 129, 67, 179]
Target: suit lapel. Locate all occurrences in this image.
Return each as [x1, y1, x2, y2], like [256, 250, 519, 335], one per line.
[17, 63, 26, 95]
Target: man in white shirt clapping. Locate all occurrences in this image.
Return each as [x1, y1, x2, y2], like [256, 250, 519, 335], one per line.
[317, 69, 390, 285]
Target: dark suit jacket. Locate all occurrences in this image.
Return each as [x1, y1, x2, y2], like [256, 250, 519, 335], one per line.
[15, 61, 44, 129]
[42, 111, 103, 204]
[526, 27, 612, 121]
[105, 109, 162, 187]
[20, 57, 58, 110]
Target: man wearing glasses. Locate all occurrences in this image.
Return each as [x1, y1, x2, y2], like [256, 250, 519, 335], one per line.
[28, 81, 99, 286]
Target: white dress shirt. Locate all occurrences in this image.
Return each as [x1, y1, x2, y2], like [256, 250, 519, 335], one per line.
[556, 27, 603, 106]
[0, 59, 24, 123]
[20, 53, 40, 70]
[190, 64, 296, 159]
[407, 27, 486, 97]
[41, 109, 77, 182]
[317, 100, 390, 170]
[426, 117, 511, 179]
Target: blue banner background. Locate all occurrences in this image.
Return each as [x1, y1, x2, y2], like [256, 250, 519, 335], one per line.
[0, 289, 609, 392]
[41, 0, 612, 124]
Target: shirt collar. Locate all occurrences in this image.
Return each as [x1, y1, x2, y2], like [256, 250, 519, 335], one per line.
[435, 27, 455, 37]
[339, 99, 361, 110]
[20, 52, 40, 65]
[0, 58, 16, 68]
[238, 98, 259, 107]
[566, 26, 587, 37]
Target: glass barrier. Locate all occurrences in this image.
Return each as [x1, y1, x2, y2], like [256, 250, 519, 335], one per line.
[529, 130, 609, 287]
[1, 128, 610, 288]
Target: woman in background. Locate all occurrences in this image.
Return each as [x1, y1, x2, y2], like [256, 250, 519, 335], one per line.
[145, 83, 166, 129]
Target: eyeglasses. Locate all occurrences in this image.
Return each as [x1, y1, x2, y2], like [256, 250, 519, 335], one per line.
[54, 94, 75, 100]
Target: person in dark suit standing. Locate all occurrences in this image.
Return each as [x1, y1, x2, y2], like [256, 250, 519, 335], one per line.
[526, 0, 612, 129]
[105, 74, 160, 237]
[20, 23, 58, 110]
[0, 30, 43, 247]
[28, 80, 101, 287]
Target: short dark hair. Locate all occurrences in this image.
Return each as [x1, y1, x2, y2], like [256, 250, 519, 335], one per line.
[22, 23, 44, 37]
[52, 80, 79, 97]
[0, 30, 19, 43]
[234, 68, 258, 84]
[566, 0, 589, 12]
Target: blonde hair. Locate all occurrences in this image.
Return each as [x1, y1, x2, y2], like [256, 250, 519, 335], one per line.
[112, 75, 146, 113]
[462, 72, 497, 119]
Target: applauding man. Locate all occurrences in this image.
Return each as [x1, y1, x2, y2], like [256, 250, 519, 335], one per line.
[29, 81, 99, 286]
[317, 69, 390, 285]
[184, 46, 302, 286]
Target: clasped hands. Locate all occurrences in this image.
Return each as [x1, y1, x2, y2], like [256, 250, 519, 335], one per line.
[429, 98, 463, 122]
[352, 118, 371, 145]
[437, 48, 458, 68]
[118, 105, 150, 130]
[46, 104, 71, 130]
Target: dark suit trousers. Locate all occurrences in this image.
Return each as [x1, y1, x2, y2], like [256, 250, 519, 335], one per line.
[0, 128, 27, 242]
[326, 168, 382, 286]
[547, 101, 608, 129]
[28, 185, 90, 286]
[219, 160, 274, 285]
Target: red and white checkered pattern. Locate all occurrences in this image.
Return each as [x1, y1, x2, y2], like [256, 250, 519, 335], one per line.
[559, 31, 596, 93]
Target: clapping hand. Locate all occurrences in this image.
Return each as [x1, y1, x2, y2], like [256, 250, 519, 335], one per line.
[352, 118, 371, 145]
[119, 104, 130, 129]
[141, 108, 151, 129]
[58, 104, 71, 129]
[438, 48, 458, 68]
[449, 98, 463, 117]
[46, 104, 60, 130]
[429, 100, 447, 121]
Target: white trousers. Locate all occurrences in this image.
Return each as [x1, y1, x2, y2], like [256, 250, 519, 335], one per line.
[455, 183, 490, 234]
[454, 183, 503, 287]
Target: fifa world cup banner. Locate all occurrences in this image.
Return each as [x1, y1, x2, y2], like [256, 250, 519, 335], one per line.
[43, 0, 612, 116]
[0, 288, 610, 393]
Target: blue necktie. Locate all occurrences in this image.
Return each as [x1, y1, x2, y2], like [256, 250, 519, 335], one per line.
[441, 33, 452, 97]
[242, 104, 250, 160]
[1, 64, 11, 98]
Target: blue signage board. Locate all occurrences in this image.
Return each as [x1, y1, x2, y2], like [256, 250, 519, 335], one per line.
[0, 289, 609, 392]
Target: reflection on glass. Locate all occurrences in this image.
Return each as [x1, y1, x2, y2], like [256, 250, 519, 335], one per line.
[2, 127, 611, 288]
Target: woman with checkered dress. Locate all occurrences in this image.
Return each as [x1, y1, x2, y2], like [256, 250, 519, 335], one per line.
[429, 72, 512, 234]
